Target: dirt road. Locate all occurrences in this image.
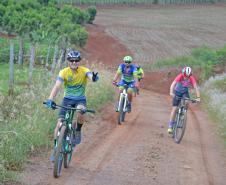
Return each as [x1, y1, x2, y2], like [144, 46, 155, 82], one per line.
[21, 5, 226, 185]
[22, 90, 226, 185]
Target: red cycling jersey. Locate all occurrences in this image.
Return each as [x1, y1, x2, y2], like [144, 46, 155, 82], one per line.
[174, 73, 197, 93]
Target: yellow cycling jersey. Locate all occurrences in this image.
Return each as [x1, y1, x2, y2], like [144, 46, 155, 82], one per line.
[136, 68, 144, 79]
[57, 66, 91, 100]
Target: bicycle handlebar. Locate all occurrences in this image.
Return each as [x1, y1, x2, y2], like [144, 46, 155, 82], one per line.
[174, 96, 199, 103]
[43, 102, 95, 113]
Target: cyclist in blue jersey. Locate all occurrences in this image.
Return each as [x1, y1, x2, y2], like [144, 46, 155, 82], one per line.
[112, 55, 139, 113]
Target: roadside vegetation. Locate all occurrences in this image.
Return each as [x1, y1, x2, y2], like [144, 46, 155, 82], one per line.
[0, 0, 97, 95]
[0, 0, 102, 184]
[154, 45, 226, 82]
[202, 74, 226, 145]
[61, 0, 221, 5]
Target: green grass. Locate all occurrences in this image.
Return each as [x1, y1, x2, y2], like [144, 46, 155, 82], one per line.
[153, 45, 226, 82]
[0, 63, 46, 95]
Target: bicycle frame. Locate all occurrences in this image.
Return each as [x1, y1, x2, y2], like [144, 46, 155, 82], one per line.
[118, 88, 128, 112]
[117, 84, 129, 124]
[43, 102, 95, 178]
[57, 108, 74, 152]
[173, 96, 197, 143]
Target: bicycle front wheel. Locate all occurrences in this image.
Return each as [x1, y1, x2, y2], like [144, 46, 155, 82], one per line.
[63, 132, 73, 168]
[118, 96, 126, 124]
[174, 111, 187, 144]
[53, 125, 66, 178]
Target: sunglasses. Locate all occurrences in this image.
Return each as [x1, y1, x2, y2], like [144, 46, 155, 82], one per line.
[69, 59, 80, 63]
[125, 61, 131, 64]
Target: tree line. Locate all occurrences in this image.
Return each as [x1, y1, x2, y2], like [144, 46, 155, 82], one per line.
[0, 0, 97, 95]
[59, 0, 223, 5]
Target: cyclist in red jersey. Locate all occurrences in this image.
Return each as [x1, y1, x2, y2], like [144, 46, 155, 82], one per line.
[168, 66, 200, 134]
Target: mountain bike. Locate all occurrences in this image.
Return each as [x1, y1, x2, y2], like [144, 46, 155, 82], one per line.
[172, 96, 198, 144]
[43, 102, 95, 178]
[116, 84, 129, 125]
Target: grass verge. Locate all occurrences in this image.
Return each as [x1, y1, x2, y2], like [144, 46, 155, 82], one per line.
[202, 74, 226, 145]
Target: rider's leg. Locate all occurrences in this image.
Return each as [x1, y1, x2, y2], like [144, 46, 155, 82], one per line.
[169, 106, 177, 126]
[127, 88, 134, 113]
[137, 78, 141, 95]
[127, 89, 133, 103]
[72, 103, 86, 145]
[168, 94, 180, 133]
[167, 107, 177, 134]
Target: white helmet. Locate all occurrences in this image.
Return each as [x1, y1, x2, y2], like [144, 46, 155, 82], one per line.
[182, 66, 192, 77]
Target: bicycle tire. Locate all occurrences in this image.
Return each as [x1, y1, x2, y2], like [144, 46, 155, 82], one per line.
[172, 112, 179, 138]
[63, 132, 73, 168]
[174, 110, 187, 144]
[118, 96, 125, 124]
[121, 100, 127, 122]
[53, 125, 66, 178]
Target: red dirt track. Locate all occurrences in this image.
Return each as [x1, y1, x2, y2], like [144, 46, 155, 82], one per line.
[20, 5, 226, 185]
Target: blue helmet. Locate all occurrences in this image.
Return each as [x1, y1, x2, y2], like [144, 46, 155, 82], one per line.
[67, 50, 81, 61]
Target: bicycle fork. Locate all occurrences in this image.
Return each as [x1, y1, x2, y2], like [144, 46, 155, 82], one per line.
[118, 91, 128, 112]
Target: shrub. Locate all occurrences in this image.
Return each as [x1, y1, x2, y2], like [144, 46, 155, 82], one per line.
[191, 46, 218, 65]
[85, 6, 97, 24]
[69, 27, 88, 47]
[216, 45, 226, 65]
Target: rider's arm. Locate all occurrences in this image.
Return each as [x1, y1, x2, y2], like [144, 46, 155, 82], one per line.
[141, 68, 144, 79]
[170, 80, 177, 96]
[87, 72, 92, 81]
[113, 73, 120, 82]
[48, 80, 63, 100]
[194, 84, 200, 99]
[133, 71, 140, 87]
[113, 66, 122, 82]
[190, 76, 200, 100]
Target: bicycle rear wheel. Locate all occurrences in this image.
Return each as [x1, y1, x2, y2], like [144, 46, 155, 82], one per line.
[118, 96, 126, 124]
[63, 132, 73, 168]
[53, 125, 66, 178]
[174, 111, 187, 144]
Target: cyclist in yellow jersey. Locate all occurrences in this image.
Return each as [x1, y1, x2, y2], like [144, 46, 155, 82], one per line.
[135, 64, 144, 95]
[45, 50, 99, 161]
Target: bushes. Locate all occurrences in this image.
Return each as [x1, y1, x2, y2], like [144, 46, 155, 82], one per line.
[69, 27, 88, 47]
[85, 6, 97, 24]
[154, 45, 226, 82]
[191, 46, 218, 65]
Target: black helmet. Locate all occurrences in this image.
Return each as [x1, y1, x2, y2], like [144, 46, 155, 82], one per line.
[67, 50, 81, 61]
